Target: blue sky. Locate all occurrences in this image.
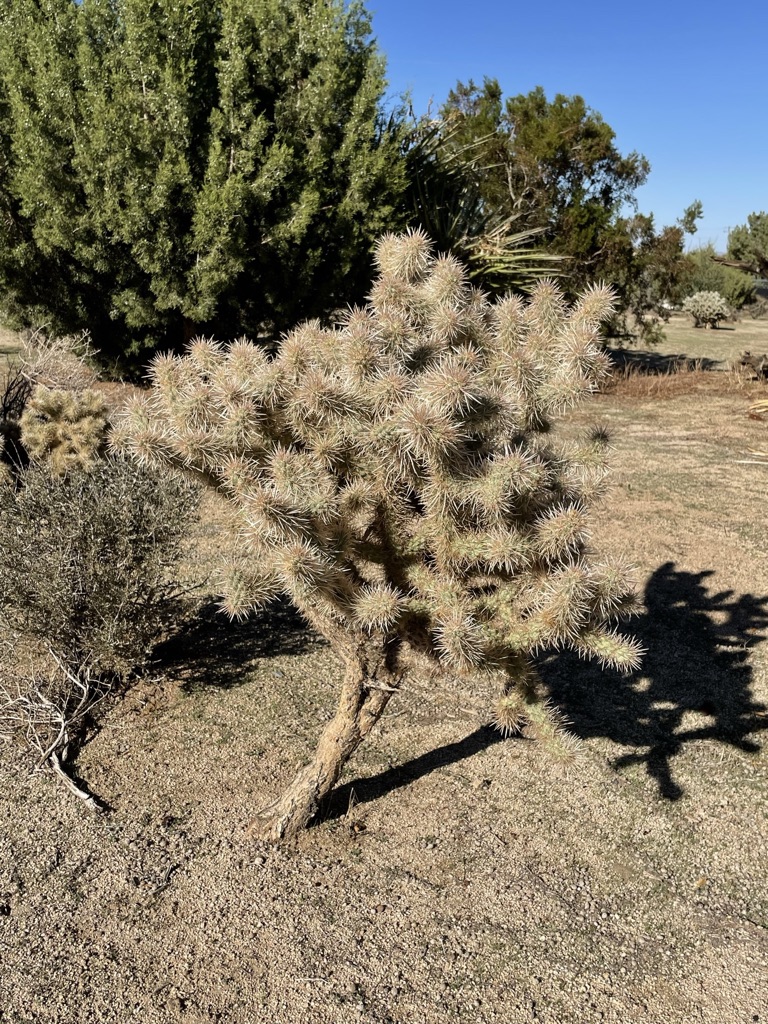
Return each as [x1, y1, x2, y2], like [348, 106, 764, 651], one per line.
[369, 0, 767, 252]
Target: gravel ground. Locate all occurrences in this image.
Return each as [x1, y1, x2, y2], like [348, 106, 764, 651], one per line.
[1, 387, 767, 1024]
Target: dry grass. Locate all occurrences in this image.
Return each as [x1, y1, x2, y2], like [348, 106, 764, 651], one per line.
[0, 325, 23, 365]
[658, 311, 768, 365]
[605, 359, 766, 400]
[1, 381, 767, 1024]
[605, 313, 768, 401]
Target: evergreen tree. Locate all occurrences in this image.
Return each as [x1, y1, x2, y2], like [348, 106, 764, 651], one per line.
[684, 245, 755, 310]
[441, 81, 650, 275]
[0, 0, 407, 370]
[723, 213, 768, 279]
[437, 79, 701, 342]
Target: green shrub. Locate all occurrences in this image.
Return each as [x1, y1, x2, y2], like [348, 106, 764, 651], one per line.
[114, 230, 642, 839]
[0, 0, 407, 371]
[683, 246, 755, 310]
[682, 290, 729, 328]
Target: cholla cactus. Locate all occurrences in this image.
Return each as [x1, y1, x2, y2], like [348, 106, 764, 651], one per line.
[682, 290, 729, 328]
[20, 386, 109, 474]
[113, 230, 641, 840]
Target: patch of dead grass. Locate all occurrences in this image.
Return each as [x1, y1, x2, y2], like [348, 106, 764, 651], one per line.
[604, 358, 767, 401]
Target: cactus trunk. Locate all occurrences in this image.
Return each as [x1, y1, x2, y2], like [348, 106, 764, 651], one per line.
[257, 656, 397, 841]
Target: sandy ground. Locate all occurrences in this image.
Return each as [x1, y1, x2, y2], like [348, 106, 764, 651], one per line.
[1, 381, 768, 1024]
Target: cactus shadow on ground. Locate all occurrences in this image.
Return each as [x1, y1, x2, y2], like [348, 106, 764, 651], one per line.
[155, 596, 325, 691]
[318, 563, 768, 820]
[539, 560, 768, 800]
[321, 724, 506, 823]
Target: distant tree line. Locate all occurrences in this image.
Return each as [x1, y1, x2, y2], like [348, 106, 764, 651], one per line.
[0, 1, 760, 371]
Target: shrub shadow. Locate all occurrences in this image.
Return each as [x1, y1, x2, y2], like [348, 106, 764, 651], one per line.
[539, 561, 768, 799]
[155, 596, 325, 690]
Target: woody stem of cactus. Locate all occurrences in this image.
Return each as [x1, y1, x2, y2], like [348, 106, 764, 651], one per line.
[252, 651, 399, 841]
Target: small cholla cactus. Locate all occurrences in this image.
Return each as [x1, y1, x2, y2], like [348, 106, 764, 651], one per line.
[113, 230, 642, 840]
[682, 290, 729, 328]
[20, 386, 109, 474]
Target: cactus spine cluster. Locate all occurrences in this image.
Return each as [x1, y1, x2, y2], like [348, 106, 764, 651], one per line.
[682, 290, 730, 328]
[20, 386, 109, 474]
[114, 230, 641, 839]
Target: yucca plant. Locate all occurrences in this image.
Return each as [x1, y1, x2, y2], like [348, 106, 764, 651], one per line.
[404, 117, 566, 294]
[113, 230, 641, 840]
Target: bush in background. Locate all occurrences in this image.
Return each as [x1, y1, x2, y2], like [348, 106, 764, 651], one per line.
[683, 245, 755, 310]
[682, 290, 730, 328]
[0, 0, 407, 372]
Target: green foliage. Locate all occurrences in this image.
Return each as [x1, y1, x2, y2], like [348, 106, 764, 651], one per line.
[440, 80, 650, 269]
[726, 212, 768, 278]
[435, 79, 701, 343]
[0, 458, 197, 678]
[114, 231, 641, 833]
[20, 386, 109, 475]
[599, 209, 703, 343]
[402, 116, 565, 294]
[684, 245, 755, 310]
[0, 0, 407, 371]
[682, 290, 730, 328]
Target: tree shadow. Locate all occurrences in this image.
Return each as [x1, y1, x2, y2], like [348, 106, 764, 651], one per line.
[608, 349, 721, 375]
[539, 561, 768, 799]
[322, 724, 505, 824]
[154, 596, 325, 691]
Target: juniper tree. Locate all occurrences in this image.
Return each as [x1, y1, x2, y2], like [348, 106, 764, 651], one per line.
[437, 80, 702, 342]
[113, 231, 642, 840]
[0, 0, 406, 369]
[724, 212, 768, 279]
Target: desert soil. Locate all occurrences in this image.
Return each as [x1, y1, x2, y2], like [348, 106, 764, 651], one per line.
[1, 356, 768, 1023]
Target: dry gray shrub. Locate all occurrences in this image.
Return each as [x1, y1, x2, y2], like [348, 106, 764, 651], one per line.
[0, 459, 198, 800]
[20, 330, 100, 391]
